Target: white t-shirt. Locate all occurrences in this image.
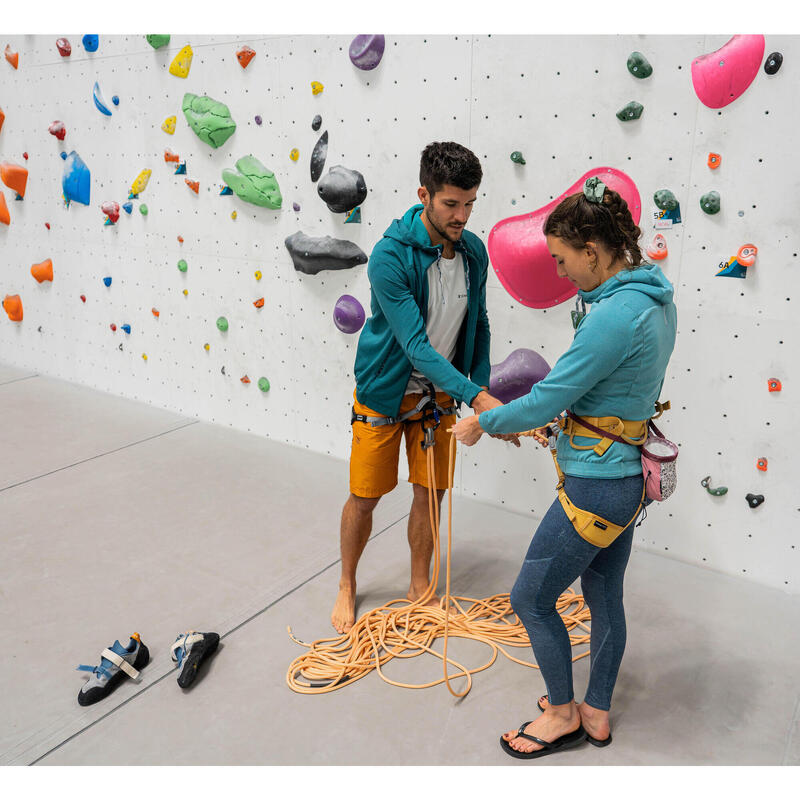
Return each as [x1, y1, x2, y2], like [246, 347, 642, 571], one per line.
[405, 252, 468, 394]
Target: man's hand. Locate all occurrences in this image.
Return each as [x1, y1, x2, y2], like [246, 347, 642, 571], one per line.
[490, 433, 521, 448]
[449, 415, 484, 447]
[469, 390, 502, 415]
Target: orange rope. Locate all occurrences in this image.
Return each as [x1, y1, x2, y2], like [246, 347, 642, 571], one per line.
[286, 425, 591, 696]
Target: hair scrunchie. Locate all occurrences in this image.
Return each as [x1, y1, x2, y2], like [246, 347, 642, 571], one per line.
[583, 176, 606, 204]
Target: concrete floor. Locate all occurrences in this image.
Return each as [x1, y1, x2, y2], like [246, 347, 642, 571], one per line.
[1, 362, 799, 766]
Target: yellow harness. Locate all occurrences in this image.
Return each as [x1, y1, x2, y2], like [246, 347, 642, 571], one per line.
[549, 403, 670, 548]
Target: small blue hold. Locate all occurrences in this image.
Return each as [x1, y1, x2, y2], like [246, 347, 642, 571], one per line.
[112, 96, 119, 106]
[344, 206, 361, 224]
[122, 201, 133, 214]
[174, 162, 186, 175]
[60, 152, 67, 160]
[121, 324, 131, 334]
[103, 277, 112, 287]
[220, 186, 233, 195]
[82, 35, 99, 52]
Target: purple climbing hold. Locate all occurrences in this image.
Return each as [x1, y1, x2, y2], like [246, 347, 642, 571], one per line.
[292, 202, 300, 212]
[333, 294, 366, 334]
[349, 35, 385, 71]
[489, 348, 551, 404]
[255, 115, 262, 125]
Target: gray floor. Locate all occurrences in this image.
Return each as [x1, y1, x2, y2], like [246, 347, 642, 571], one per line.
[1, 363, 798, 766]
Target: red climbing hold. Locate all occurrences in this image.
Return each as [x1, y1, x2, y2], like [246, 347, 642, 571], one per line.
[185, 179, 199, 194]
[757, 458, 768, 472]
[49, 120, 66, 140]
[22, 152, 28, 160]
[80, 295, 86, 303]
[45, 222, 51, 230]
[110, 324, 117, 331]
[767, 378, 782, 392]
[57, 38, 71, 57]
[240, 375, 251, 384]
[177, 235, 184, 243]
[101, 200, 120, 223]
[152, 308, 160, 318]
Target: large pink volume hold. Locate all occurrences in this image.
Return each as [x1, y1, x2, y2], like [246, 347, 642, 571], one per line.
[488, 167, 641, 309]
[691, 35, 765, 109]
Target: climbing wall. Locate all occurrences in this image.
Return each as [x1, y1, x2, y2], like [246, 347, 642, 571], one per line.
[1, 35, 797, 593]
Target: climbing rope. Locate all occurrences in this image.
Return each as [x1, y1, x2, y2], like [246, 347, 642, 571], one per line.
[286, 426, 591, 696]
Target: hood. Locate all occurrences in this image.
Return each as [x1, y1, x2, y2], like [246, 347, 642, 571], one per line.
[580, 262, 674, 306]
[383, 204, 441, 252]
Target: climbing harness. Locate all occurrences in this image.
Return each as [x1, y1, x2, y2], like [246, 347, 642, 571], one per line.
[286, 400, 592, 697]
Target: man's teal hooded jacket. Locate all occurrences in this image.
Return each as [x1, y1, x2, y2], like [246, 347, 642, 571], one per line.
[353, 204, 491, 417]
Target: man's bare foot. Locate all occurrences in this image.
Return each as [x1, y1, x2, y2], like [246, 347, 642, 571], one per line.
[407, 586, 442, 609]
[537, 695, 611, 743]
[501, 703, 582, 754]
[331, 584, 356, 634]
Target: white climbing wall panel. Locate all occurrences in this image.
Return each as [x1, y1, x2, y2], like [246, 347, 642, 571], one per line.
[1, 34, 797, 593]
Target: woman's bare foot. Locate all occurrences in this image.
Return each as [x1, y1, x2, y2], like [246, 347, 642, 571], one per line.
[331, 583, 356, 634]
[502, 702, 582, 754]
[537, 695, 611, 742]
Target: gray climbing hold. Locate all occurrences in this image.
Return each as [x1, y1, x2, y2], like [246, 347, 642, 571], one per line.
[317, 165, 367, 213]
[310, 131, 328, 183]
[700, 191, 720, 215]
[312, 114, 322, 131]
[616, 101, 644, 121]
[627, 52, 653, 79]
[285, 231, 367, 275]
[654, 189, 678, 211]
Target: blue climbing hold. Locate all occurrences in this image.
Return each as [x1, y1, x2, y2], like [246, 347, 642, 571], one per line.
[62, 151, 91, 206]
[344, 206, 361, 224]
[82, 35, 99, 52]
[220, 185, 233, 195]
[112, 96, 120, 106]
[121, 324, 131, 334]
[60, 152, 67, 160]
[174, 162, 186, 175]
[93, 82, 113, 116]
[103, 277, 112, 287]
[122, 201, 133, 214]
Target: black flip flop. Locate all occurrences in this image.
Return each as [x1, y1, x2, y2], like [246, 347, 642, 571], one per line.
[536, 695, 612, 747]
[499, 721, 587, 760]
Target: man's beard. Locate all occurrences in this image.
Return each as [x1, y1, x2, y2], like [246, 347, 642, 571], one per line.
[424, 208, 463, 243]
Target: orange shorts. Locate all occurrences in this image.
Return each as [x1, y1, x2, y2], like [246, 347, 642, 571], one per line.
[349, 388, 457, 498]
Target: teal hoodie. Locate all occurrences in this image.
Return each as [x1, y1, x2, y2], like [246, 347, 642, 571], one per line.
[480, 263, 677, 478]
[353, 204, 491, 417]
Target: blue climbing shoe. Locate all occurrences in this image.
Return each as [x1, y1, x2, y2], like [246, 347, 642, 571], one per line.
[170, 630, 220, 688]
[76, 632, 149, 706]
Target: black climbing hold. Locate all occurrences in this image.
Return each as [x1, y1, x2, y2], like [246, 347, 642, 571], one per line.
[310, 131, 328, 183]
[317, 165, 367, 213]
[285, 231, 367, 275]
[764, 52, 782, 75]
[745, 493, 765, 508]
[312, 114, 322, 131]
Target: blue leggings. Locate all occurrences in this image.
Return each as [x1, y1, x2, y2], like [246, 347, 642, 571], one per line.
[509, 474, 645, 711]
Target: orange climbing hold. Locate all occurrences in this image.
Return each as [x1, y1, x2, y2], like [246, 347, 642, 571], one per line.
[185, 179, 199, 194]
[757, 458, 768, 472]
[646, 232, 668, 261]
[253, 298, 264, 308]
[0, 106, 5, 134]
[5, 45, 18, 69]
[152, 308, 160, 318]
[164, 149, 180, 163]
[1, 161, 28, 198]
[0, 192, 9, 225]
[237, 46, 255, 68]
[240, 375, 251, 384]
[737, 244, 758, 267]
[768, 378, 782, 392]
[31, 259, 53, 283]
[3, 294, 23, 321]
[707, 153, 721, 169]
[177, 235, 184, 243]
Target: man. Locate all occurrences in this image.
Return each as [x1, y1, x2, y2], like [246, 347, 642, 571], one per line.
[331, 141, 504, 634]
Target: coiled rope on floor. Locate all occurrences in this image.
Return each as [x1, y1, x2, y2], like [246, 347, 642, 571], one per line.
[286, 429, 591, 696]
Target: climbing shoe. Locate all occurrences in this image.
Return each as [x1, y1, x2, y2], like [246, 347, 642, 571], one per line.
[170, 630, 220, 688]
[76, 632, 150, 706]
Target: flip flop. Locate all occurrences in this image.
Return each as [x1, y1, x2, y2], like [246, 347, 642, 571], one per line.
[537, 695, 612, 747]
[499, 720, 587, 760]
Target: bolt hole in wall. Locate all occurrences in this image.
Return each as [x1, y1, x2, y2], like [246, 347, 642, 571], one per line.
[0, 34, 796, 592]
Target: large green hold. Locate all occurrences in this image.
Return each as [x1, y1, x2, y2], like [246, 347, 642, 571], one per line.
[222, 155, 282, 209]
[627, 51, 652, 79]
[654, 189, 678, 211]
[182, 93, 237, 149]
[700, 191, 720, 215]
[146, 35, 171, 49]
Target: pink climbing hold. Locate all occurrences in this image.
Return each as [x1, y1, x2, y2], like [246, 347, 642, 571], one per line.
[488, 167, 641, 309]
[691, 35, 765, 109]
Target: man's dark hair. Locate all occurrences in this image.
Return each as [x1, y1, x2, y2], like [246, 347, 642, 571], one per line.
[419, 141, 482, 198]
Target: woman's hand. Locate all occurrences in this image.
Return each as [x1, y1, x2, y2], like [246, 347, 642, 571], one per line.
[449, 415, 484, 446]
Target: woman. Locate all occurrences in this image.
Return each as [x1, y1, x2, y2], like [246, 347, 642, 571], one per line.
[452, 177, 677, 760]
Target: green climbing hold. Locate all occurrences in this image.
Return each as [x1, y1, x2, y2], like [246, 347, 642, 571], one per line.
[146, 35, 171, 49]
[700, 191, 720, 215]
[258, 377, 270, 392]
[222, 155, 282, 209]
[177, 259, 188, 272]
[510, 151, 526, 165]
[216, 317, 229, 332]
[627, 52, 653, 79]
[616, 101, 644, 121]
[653, 189, 678, 212]
[139, 204, 148, 216]
[182, 93, 237, 149]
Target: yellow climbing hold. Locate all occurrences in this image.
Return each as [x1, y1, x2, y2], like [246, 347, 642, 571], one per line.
[162, 115, 177, 135]
[130, 169, 152, 196]
[255, 270, 262, 280]
[204, 343, 210, 351]
[231, 210, 237, 220]
[183, 289, 189, 296]
[290, 148, 299, 162]
[169, 45, 193, 78]
[311, 81, 324, 95]
[142, 354, 148, 361]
